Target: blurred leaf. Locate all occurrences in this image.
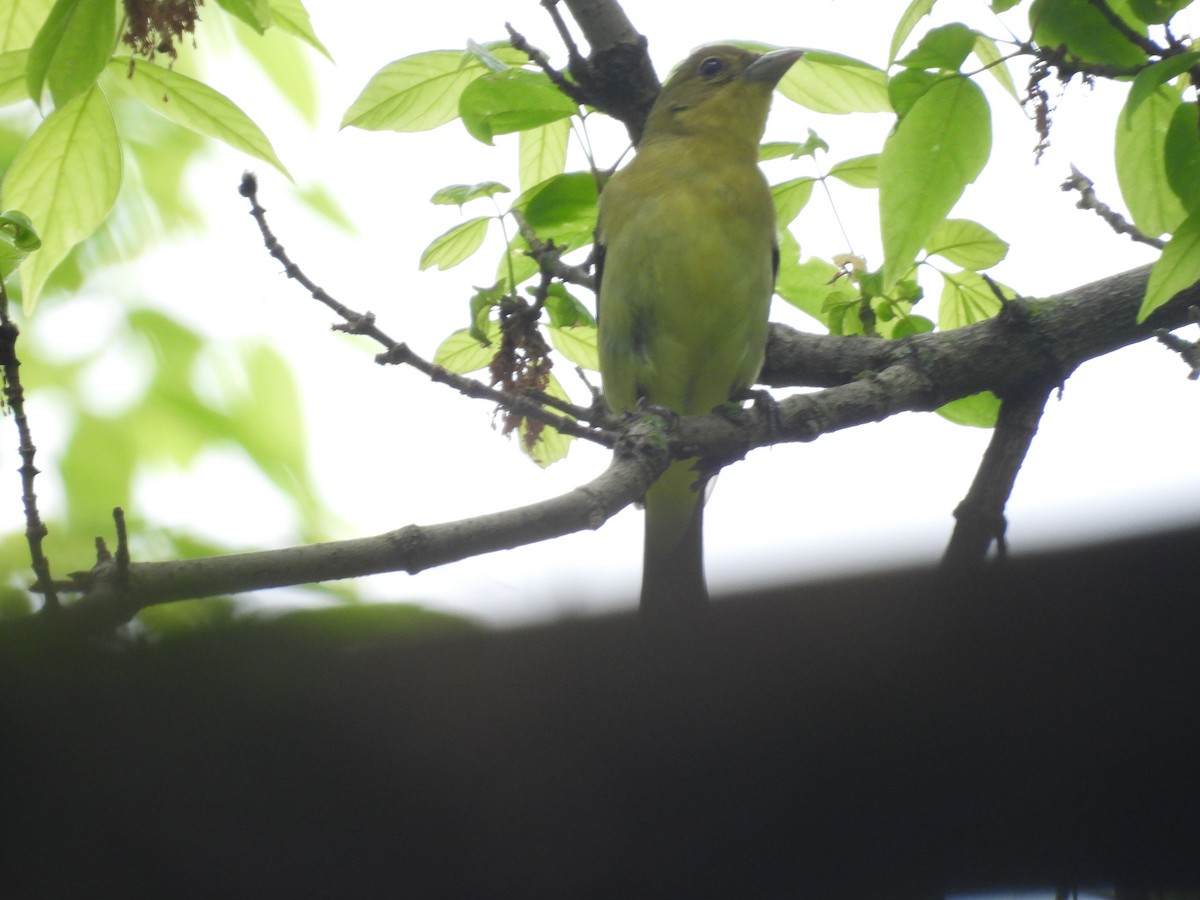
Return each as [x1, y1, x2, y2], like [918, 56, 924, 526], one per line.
[1, 85, 121, 313]
[0, 49, 29, 105]
[214, 0, 272, 33]
[459, 68, 577, 145]
[419, 216, 490, 270]
[1029, 0, 1148, 68]
[938, 391, 1000, 427]
[1116, 85, 1186, 237]
[59, 412, 137, 530]
[889, 0, 938, 64]
[269, 0, 332, 60]
[972, 34, 1018, 100]
[430, 181, 510, 207]
[827, 154, 879, 188]
[880, 75, 990, 289]
[433, 323, 500, 373]
[138, 598, 238, 637]
[295, 182, 356, 233]
[229, 15, 320, 125]
[1140, 211, 1200, 321]
[1164, 100, 1200, 214]
[519, 117, 570, 193]
[342, 50, 493, 132]
[771, 176, 815, 227]
[1128, 0, 1191, 23]
[106, 57, 292, 179]
[1, 0, 57, 52]
[778, 51, 891, 115]
[26, 0, 113, 106]
[547, 323, 598, 370]
[263, 603, 478, 644]
[896, 23, 976, 71]
[938, 270, 1012, 330]
[496, 234, 540, 291]
[924, 218, 1008, 269]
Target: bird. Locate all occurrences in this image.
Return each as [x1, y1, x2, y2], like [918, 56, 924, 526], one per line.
[596, 44, 803, 624]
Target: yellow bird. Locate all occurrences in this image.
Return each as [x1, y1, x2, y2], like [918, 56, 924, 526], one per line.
[597, 44, 802, 621]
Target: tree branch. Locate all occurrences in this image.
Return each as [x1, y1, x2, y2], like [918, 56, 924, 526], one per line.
[943, 385, 1054, 567]
[9, 261, 1196, 633]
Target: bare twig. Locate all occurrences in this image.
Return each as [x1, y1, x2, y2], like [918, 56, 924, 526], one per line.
[1156, 324, 1200, 380]
[238, 173, 613, 448]
[1084, 0, 1163, 57]
[509, 208, 595, 291]
[1061, 166, 1166, 250]
[505, 21, 588, 106]
[0, 275, 58, 612]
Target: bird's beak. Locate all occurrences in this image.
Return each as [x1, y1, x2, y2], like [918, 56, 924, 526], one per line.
[745, 48, 804, 86]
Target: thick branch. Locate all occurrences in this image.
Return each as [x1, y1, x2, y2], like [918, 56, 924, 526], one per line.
[29, 422, 670, 634]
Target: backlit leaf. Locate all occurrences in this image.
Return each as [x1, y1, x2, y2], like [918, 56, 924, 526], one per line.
[419, 216, 490, 270]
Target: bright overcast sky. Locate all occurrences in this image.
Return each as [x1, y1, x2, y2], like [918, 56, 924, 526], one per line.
[37, 0, 1199, 625]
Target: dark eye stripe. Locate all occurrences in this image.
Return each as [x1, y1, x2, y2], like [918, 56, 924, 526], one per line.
[699, 56, 724, 78]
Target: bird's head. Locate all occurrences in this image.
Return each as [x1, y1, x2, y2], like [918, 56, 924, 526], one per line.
[641, 44, 804, 148]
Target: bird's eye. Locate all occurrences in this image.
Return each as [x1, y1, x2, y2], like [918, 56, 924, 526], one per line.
[698, 56, 724, 78]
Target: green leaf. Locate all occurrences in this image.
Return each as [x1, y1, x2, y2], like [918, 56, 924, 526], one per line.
[1125, 51, 1200, 128]
[777, 51, 891, 115]
[774, 234, 852, 327]
[896, 23, 977, 71]
[1115, 85, 1187, 237]
[889, 0, 939, 65]
[459, 68, 577, 145]
[433, 324, 499, 374]
[0, 85, 121, 312]
[519, 117, 570, 193]
[516, 171, 598, 247]
[938, 270, 1012, 330]
[1029, 0, 1148, 69]
[938, 391, 1000, 427]
[887, 68, 940, 119]
[342, 50, 491, 132]
[972, 34, 1018, 100]
[543, 283, 595, 328]
[520, 372, 572, 467]
[26, 0, 114, 106]
[269, 0, 332, 60]
[1139, 211, 1200, 321]
[419, 216, 490, 270]
[1164, 101, 1200, 214]
[106, 58, 292, 179]
[827, 154, 879, 188]
[992, 0, 1022, 10]
[771, 176, 815, 227]
[924, 218, 1008, 269]
[759, 141, 803, 161]
[1128, 0, 1191, 23]
[1, 0, 57, 52]
[214, 0, 272, 33]
[880, 76, 991, 289]
[430, 181, 510, 207]
[0, 48, 28, 105]
[0, 209, 41, 278]
[548, 323, 599, 370]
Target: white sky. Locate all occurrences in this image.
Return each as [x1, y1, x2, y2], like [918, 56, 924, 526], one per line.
[14, 0, 1200, 625]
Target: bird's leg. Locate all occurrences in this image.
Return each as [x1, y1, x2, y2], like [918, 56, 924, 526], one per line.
[728, 388, 781, 445]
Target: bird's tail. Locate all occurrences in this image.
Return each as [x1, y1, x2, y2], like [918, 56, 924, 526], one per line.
[641, 460, 708, 625]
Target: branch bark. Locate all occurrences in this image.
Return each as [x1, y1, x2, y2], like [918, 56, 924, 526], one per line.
[8, 262, 1197, 633]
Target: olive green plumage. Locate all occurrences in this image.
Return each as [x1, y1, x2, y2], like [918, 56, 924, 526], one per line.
[597, 44, 802, 619]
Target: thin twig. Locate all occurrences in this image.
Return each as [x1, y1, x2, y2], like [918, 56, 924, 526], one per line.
[505, 21, 588, 105]
[238, 173, 614, 448]
[1084, 0, 1163, 57]
[0, 275, 58, 611]
[1061, 165, 1166, 249]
